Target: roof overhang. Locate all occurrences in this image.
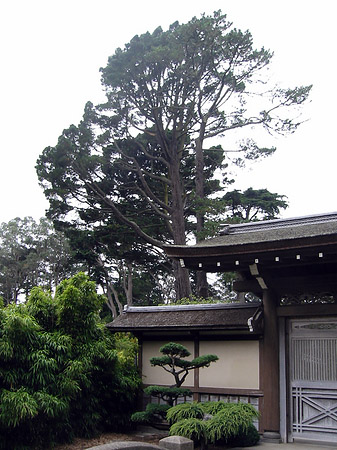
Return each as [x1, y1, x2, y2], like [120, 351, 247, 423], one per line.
[107, 303, 263, 336]
[164, 213, 337, 296]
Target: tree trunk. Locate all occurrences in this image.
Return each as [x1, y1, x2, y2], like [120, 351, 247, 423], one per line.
[124, 263, 133, 306]
[169, 145, 192, 300]
[195, 132, 209, 298]
[105, 286, 118, 318]
[172, 259, 191, 300]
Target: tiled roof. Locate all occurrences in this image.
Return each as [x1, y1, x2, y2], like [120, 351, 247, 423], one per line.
[107, 303, 262, 333]
[166, 212, 337, 251]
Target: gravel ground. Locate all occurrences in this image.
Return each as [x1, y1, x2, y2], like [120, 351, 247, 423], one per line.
[54, 428, 168, 450]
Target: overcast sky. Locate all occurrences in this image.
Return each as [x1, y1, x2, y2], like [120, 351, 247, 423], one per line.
[0, 0, 336, 224]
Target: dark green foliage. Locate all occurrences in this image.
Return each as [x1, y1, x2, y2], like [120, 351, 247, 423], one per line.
[0, 273, 141, 449]
[144, 386, 192, 406]
[223, 188, 288, 221]
[159, 342, 191, 358]
[26, 287, 56, 331]
[227, 423, 260, 447]
[167, 401, 260, 447]
[131, 403, 170, 424]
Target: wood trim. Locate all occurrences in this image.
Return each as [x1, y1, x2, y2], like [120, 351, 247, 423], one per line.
[193, 386, 263, 396]
[259, 336, 265, 432]
[277, 304, 337, 317]
[142, 383, 263, 397]
[165, 235, 337, 259]
[258, 397, 264, 433]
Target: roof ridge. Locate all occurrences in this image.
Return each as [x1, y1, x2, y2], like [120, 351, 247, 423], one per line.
[220, 212, 337, 235]
[124, 302, 261, 313]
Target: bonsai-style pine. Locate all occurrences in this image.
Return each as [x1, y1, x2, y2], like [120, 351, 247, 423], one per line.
[131, 342, 218, 423]
[150, 342, 218, 389]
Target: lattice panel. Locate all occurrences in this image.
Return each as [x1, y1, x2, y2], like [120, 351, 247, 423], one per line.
[292, 386, 337, 435]
[291, 338, 337, 382]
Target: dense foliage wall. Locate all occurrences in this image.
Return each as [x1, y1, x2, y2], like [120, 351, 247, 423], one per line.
[0, 273, 140, 449]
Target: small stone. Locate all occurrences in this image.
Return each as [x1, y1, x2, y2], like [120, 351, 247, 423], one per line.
[159, 435, 194, 450]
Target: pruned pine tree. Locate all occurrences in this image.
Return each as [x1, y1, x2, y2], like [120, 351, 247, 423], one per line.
[131, 342, 218, 424]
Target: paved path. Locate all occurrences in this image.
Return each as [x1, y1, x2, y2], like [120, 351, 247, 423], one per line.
[231, 441, 335, 450]
[134, 427, 336, 450]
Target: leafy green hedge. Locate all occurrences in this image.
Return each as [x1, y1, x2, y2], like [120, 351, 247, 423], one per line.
[0, 273, 141, 449]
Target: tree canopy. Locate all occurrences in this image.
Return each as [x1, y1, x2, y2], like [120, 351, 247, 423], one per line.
[0, 217, 80, 305]
[36, 11, 311, 302]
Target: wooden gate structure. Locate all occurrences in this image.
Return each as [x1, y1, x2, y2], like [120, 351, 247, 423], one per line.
[108, 212, 337, 445]
[289, 319, 337, 443]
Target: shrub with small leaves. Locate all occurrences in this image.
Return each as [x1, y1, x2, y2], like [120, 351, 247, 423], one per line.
[169, 418, 207, 444]
[167, 401, 260, 447]
[167, 402, 205, 424]
[201, 400, 228, 415]
[205, 402, 259, 444]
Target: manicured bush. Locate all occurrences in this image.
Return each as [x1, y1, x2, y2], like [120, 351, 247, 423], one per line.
[0, 273, 141, 449]
[201, 400, 228, 415]
[167, 402, 205, 424]
[169, 417, 207, 444]
[167, 401, 260, 448]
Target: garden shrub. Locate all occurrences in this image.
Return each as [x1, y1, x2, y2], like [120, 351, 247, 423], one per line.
[131, 403, 170, 424]
[227, 423, 260, 447]
[0, 273, 141, 449]
[206, 402, 259, 445]
[169, 417, 207, 444]
[132, 342, 217, 425]
[201, 400, 228, 415]
[167, 402, 205, 424]
[168, 401, 260, 448]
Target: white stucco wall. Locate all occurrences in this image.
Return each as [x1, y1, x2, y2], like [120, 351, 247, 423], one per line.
[199, 340, 260, 389]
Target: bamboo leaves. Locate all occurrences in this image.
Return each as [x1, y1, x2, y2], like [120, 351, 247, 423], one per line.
[0, 273, 141, 448]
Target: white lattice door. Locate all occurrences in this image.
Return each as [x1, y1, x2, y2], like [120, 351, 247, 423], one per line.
[289, 319, 337, 443]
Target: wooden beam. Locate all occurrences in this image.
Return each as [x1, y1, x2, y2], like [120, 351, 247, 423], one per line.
[233, 279, 262, 293]
[277, 303, 337, 317]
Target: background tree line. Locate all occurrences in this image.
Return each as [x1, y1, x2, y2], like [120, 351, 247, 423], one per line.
[0, 182, 287, 315]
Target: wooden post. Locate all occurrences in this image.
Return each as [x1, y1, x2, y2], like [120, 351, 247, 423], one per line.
[262, 289, 281, 442]
[137, 335, 145, 410]
[193, 334, 200, 402]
